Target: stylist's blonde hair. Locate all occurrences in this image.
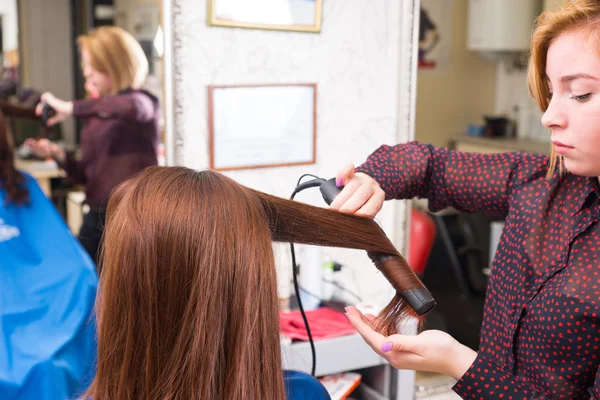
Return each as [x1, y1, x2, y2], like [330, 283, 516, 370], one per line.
[77, 26, 148, 95]
[528, 0, 600, 178]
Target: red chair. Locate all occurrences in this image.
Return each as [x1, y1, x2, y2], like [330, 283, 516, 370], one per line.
[408, 208, 436, 276]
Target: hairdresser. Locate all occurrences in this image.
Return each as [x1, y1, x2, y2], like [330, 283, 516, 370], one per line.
[332, 1, 600, 398]
[25, 26, 160, 265]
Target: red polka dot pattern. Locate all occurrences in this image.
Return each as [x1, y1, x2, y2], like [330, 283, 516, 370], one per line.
[357, 142, 600, 399]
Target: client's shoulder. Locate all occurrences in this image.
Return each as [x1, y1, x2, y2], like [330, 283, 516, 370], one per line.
[283, 370, 331, 400]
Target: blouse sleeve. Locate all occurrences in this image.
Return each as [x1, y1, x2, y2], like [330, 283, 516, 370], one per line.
[355, 142, 549, 217]
[72, 92, 155, 123]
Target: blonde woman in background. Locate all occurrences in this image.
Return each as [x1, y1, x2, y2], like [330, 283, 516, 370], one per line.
[26, 26, 160, 265]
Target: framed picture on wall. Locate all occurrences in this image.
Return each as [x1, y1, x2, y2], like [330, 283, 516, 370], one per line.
[208, 83, 317, 171]
[207, 0, 323, 33]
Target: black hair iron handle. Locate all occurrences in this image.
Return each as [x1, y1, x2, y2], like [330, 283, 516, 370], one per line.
[319, 178, 343, 206]
[41, 103, 55, 127]
[39, 103, 56, 139]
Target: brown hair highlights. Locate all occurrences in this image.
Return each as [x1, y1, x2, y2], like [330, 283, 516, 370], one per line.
[87, 166, 427, 399]
[256, 188, 430, 334]
[77, 26, 148, 95]
[528, 0, 600, 178]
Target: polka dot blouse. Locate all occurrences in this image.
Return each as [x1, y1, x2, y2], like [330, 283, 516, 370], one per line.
[356, 142, 600, 400]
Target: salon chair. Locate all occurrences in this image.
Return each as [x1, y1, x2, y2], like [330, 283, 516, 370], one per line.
[408, 208, 436, 276]
[420, 210, 501, 350]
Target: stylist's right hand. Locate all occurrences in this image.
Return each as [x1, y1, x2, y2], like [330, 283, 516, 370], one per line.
[35, 92, 73, 126]
[329, 162, 385, 217]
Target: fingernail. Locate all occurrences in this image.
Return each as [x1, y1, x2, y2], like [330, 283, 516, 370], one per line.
[335, 178, 343, 187]
[344, 306, 349, 313]
[381, 342, 393, 353]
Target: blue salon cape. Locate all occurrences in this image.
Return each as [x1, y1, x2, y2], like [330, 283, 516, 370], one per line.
[0, 173, 98, 399]
[285, 370, 331, 400]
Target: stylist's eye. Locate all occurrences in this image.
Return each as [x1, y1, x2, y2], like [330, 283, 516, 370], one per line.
[572, 93, 592, 102]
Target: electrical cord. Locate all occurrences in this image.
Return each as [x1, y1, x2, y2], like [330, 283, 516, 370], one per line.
[296, 173, 321, 186]
[288, 175, 365, 376]
[289, 176, 325, 377]
[290, 240, 317, 377]
[290, 178, 325, 199]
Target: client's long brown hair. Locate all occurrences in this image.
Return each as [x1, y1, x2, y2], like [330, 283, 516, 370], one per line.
[87, 167, 287, 400]
[0, 101, 49, 204]
[256, 186, 425, 335]
[87, 166, 423, 399]
[0, 104, 34, 204]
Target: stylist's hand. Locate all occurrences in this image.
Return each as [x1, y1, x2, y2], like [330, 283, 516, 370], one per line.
[24, 138, 66, 163]
[345, 306, 477, 380]
[35, 92, 73, 126]
[329, 162, 385, 217]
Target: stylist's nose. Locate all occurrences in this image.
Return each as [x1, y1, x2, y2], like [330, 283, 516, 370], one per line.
[82, 65, 92, 79]
[541, 96, 566, 129]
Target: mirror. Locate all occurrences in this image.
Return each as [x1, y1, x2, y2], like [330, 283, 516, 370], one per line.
[8, 0, 166, 151]
[5, 0, 168, 227]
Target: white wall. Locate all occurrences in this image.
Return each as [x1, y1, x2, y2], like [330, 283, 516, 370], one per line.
[415, 0, 498, 147]
[494, 61, 548, 142]
[0, 0, 18, 52]
[171, 0, 410, 307]
[492, 0, 566, 143]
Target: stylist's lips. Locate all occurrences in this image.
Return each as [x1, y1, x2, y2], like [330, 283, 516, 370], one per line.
[552, 140, 574, 155]
[85, 83, 99, 99]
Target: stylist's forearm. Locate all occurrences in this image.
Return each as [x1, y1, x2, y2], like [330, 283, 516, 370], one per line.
[448, 343, 477, 380]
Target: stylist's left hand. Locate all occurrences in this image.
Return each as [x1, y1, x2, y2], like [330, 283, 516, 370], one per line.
[345, 306, 477, 380]
[35, 92, 73, 126]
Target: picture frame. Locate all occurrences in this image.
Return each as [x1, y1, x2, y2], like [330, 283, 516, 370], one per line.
[207, 0, 323, 33]
[208, 83, 317, 171]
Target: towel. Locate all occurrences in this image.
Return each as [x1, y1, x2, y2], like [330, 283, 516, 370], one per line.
[280, 307, 356, 341]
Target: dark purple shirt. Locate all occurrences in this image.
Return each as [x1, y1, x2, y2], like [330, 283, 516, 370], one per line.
[60, 89, 160, 208]
[357, 142, 600, 399]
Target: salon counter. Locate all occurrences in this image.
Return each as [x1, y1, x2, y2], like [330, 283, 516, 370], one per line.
[283, 333, 414, 399]
[449, 136, 551, 155]
[14, 158, 65, 197]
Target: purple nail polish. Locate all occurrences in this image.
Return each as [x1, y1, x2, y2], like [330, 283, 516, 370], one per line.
[335, 178, 343, 187]
[381, 342, 393, 353]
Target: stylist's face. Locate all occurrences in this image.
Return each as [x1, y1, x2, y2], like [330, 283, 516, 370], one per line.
[81, 47, 113, 97]
[542, 31, 600, 177]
